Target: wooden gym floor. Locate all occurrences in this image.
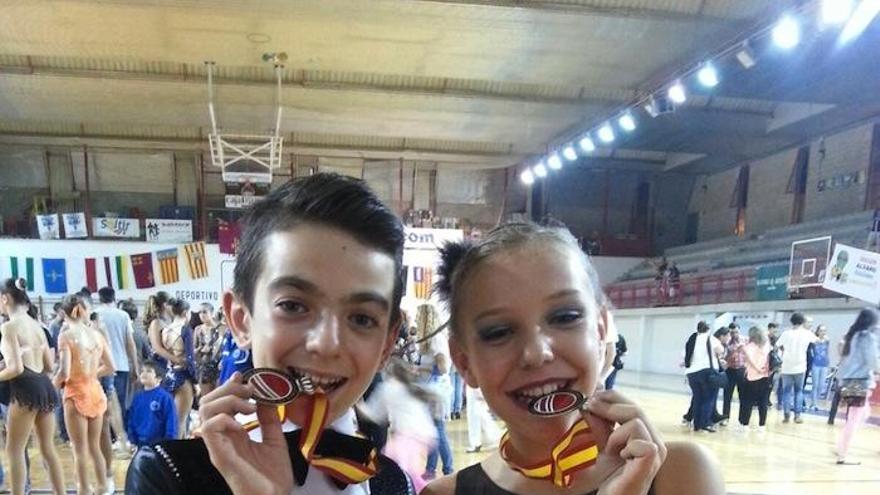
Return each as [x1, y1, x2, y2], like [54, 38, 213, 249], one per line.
[1, 371, 877, 494]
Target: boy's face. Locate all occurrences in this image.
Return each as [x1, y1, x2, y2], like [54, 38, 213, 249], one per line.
[225, 224, 398, 425]
[139, 367, 159, 387]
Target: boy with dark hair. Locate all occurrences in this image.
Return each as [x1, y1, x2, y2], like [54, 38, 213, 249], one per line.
[127, 361, 177, 447]
[127, 173, 412, 494]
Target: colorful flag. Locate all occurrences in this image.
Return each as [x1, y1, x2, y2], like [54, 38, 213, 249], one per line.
[9, 257, 35, 291]
[157, 248, 180, 285]
[36, 214, 60, 240]
[63, 213, 88, 238]
[218, 222, 241, 255]
[103, 257, 114, 288]
[130, 253, 155, 289]
[413, 266, 433, 300]
[115, 255, 130, 289]
[84, 258, 98, 293]
[184, 241, 209, 279]
[41, 258, 68, 294]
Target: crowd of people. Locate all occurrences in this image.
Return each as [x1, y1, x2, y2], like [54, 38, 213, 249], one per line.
[682, 310, 879, 464]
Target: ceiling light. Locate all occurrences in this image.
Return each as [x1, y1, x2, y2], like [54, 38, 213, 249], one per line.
[562, 146, 578, 161]
[579, 136, 596, 153]
[772, 15, 801, 49]
[547, 154, 563, 170]
[822, 0, 855, 25]
[697, 63, 719, 88]
[840, 0, 880, 43]
[735, 41, 757, 69]
[667, 81, 687, 104]
[618, 112, 637, 132]
[644, 94, 675, 117]
[520, 169, 535, 185]
[597, 123, 615, 143]
[533, 162, 548, 178]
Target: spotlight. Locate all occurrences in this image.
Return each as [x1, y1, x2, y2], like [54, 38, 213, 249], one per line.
[735, 41, 757, 69]
[597, 123, 615, 143]
[547, 154, 563, 170]
[644, 94, 675, 117]
[579, 136, 596, 153]
[772, 15, 801, 49]
[562, 145, 578, 161]
[667, 81, 687, 104]
[822, 0, 855, 25]
[618, 112, 637, 132]
[840, 0, 880, 44]
[520, 169, 535, 185]
[697, 63, 719, 88]
[533, 162, 548, 178]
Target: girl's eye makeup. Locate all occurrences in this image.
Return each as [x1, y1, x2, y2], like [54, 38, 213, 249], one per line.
[547, 308, 585, 326]
[477, 325, 513, 343]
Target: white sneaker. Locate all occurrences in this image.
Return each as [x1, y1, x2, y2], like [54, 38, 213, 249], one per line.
[106, 476, 115, 494]
[756, 426, 766, 434]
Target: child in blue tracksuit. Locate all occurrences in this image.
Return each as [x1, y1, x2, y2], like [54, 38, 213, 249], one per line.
[126, 361, 177, 447]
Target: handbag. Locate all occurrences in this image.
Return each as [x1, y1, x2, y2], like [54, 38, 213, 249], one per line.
[838, 378, 869, 407]
[706, 336, 729, 389]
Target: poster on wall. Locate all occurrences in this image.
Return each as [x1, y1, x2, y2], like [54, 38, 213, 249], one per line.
[63, 213, 89, 238]
[755, 264, 789, 301]
[36, 214, 60, 240]
[788, 236, 832, 289]
[223, 159, 272, 209]
[145, 219, 193, 243]
[822, 243, 880, 305]
[93, 217, 140, 238]
[404, 227, 464, 250]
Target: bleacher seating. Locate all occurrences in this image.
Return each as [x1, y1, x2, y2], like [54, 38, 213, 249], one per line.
[620, 211, 873, 282]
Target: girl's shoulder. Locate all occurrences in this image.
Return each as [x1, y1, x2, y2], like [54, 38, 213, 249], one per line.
[653, 442, 725, 495]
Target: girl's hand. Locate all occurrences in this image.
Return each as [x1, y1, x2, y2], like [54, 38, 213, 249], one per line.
[585, 390, 666, 495]
[197, 372, 293, 495]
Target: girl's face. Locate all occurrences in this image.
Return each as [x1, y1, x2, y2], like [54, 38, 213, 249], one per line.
[450, 243, 606, 439]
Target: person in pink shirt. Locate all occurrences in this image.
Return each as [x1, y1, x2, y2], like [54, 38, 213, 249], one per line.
[738, 326, 771, 432]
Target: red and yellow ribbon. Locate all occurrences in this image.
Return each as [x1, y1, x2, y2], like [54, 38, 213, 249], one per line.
[499, 417, 599, 487]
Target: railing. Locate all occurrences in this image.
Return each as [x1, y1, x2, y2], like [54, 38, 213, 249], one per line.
[606, 267, 838, 309]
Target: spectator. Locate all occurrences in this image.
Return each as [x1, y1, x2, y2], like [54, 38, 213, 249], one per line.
[684, 321, 724, 432]
[722, 324, 746, 423]
[738, 327, 771, 432]
[777, 313, 817, 424]
[808, 324, 831, 410]
[835, 309, 879, 465]
[126, 361, 177, 447]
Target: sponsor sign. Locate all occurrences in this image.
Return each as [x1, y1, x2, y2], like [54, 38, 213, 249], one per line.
[822, 243, 880, 304]
[145, 219, 193, 243]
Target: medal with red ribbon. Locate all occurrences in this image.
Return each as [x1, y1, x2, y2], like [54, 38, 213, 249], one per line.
[500, 417, 599, 487]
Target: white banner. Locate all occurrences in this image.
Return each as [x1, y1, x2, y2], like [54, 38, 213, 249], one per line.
[225, 195, 261, 209]
[36, 214, 60, 239]
[145, 219, 193, 243]
[92, 217, 140, 238]
[62, 213, 88, 238]
[403, 228, 464, 250]
[822, 243, 880, 305]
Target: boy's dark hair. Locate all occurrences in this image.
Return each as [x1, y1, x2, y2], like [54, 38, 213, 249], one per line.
[714, 327, 730, 338]
[78, 287, 92, 298]
[98, 286, 115, 304]
[53, 302, 62, 312]
[141, 360, 164, 376]
[790, 312, 806, 326]
[697, 321, 710, 333]
[233, 173, 405, 326]
[120, 300, 138, 321]
[768, 322, 778, 329]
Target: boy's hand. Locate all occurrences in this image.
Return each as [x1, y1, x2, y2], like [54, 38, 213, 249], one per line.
[586, 390, 666, 495]
[197, 372, 294, 495]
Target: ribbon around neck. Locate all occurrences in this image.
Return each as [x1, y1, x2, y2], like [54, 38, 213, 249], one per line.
[499, 417, 599, 487]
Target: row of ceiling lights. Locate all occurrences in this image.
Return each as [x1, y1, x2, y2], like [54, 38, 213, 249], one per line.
[520, 0, 880, 185]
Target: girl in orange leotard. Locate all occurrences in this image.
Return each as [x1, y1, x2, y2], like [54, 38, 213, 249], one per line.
[54, 294, 116, 495]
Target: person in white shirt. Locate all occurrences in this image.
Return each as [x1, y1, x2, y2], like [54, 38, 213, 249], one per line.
[684, 321, 725, 432]
[776, 312, 818, 424]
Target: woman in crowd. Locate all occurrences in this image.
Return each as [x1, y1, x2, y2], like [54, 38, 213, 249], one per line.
[738, 327, 770, 432]
[684, 323, 725, 432]
[835, 309, 879, 465]
[424, 222, 724, 495]
[808, 324, 830, 410]
[0, 279, 66, 495]
[153, 298, 196, 439]
[54, 294, 115, 495]
[144, 291, 172, 369]
[415, 302, 455, 481]
[193, 304, 224, 399]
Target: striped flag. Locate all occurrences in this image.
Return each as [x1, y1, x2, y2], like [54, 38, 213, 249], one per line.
[9, 257, 35, 291]
[157, 248, 180, 285]
[115, 255, 131, 289]
[183, 242, 209, 280]
[413, 266, 432, 300]
[84, 258, 98, 293]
